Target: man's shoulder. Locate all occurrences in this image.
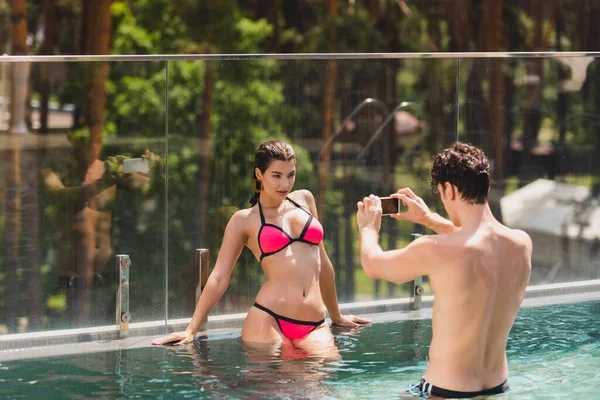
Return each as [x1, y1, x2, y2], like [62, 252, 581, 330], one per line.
[488, 224, 533, 265]
[510, 229, 533, 260]
[427, 230, 465, 245]
[411, 233, 454, 255]
[499, 224, 532, 249]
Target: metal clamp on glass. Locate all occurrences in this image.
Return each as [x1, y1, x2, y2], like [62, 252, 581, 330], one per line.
[116, 254, 131, 338]
[409, 234, 423, 310]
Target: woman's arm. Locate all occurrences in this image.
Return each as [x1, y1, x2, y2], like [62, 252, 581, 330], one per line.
[297, 190, 370, 327]
[153, 210, 248, 345]
[318, 243, 343, 323]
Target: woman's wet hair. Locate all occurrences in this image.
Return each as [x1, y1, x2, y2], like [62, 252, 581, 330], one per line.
[249, 140, 296, 205]
[429, 142, 490, 205]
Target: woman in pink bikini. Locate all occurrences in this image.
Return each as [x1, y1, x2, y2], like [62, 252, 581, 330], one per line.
[153, 140, 369, 349]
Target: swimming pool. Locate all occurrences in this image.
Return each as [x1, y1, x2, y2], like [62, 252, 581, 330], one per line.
[1, 300, 599, 399]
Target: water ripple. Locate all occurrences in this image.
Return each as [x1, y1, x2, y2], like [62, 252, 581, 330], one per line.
[1, 301, 599, 399]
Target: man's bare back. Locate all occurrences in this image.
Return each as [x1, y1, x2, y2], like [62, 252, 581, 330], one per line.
[357, 142, 532, 397]
[424, 213, 532, 391]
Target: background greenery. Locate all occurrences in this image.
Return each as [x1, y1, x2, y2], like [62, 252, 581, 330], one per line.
[0, 0, 599, 333]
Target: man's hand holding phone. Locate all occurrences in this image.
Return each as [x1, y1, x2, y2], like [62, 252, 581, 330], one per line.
[389, 188, 432, 225]
[357, 189, 433, 232]
[356, 195, 383, 233]
[379, 197, 403, 216]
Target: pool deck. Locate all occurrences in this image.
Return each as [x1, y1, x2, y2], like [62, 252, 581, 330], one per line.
[1, 280, 599, 362]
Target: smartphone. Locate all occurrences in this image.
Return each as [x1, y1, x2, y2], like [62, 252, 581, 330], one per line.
[380, 197, 401, 216]
[123, 158, 150, 174]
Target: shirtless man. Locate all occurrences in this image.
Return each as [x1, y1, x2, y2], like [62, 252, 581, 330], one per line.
[356, 142, 532, 398]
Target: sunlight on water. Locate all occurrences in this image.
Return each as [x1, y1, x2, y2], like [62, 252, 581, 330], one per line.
[0, 301, 599, 399]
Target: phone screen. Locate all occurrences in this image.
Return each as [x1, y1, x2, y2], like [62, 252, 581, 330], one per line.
[380, 197, 399, 215]
[123, 158, 150, 174]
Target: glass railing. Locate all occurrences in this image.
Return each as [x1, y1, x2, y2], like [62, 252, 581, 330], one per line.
[0, 52, 598, 337]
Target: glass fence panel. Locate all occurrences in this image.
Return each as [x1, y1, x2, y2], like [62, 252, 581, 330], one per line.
[166, 57, 458, 319]
[0, 61, 167, 335]
[5, 54, 597, 335]
[459, 56, 600, 285]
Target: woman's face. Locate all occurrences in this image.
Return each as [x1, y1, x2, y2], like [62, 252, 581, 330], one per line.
[256, 159, 296, 201]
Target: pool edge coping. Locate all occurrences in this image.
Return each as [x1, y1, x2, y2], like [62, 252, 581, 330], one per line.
[1, 279, 599, 360]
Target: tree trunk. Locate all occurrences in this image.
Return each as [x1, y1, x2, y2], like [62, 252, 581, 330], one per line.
[487, 0, 504, 179]
[72, 0, 112, 323]
[445, 1, 475, 146]
[71, 0, 94, 130]
[86, 0, 112, 163]
[269, 0, 281, 51]
[464, 70, 487, 146]
[587, 2, 600, 195]
[503, 58, 517, 177]
[9, 0, 27, 56]
[317, 0, 338, 218]
[3, 0, 29, 333]
[555, 1, 568, 179]
[318, 63, 337, 217]
[81, 0, 94, 56]
[191, 61, 215, 310]
[521, 0, 544, 162]
[40, 0, 57, 134]
[425, 10, 445, 152]
[21, 144, 43, 330]
[3, 138, 21, 332]
[365, 0, 380, 22]
[9, 0, 29, 135]
[446, 0, 473, 51]
[575, 0, 590, 51]
[4, 0, 43, 332]
[502, 4, 521, 178]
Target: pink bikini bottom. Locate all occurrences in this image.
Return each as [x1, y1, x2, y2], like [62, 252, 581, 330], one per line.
[253, 302, 325, 340]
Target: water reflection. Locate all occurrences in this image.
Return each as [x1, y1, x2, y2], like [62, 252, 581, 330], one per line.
[167, 337, 341, 398]
[40, 135, 159, 327]
[151, 324, 371, 398]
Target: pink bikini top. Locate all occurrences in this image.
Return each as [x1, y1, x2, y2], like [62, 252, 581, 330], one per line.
[257, 197, 324, 261]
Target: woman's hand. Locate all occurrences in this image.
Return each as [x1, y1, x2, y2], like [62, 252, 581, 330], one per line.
[152, 329, 196, 346]
[331, 314, 371, 327]
[356, 195, 382, 232]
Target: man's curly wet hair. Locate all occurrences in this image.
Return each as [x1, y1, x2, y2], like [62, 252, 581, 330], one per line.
[430, 142, 490, 205]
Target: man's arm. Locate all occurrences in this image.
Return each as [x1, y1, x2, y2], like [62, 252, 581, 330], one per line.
[41, 168, 116, 208]
[357, 195, 437, 283]
[359, 225, 435, 283]
[420, 212, 458, 234]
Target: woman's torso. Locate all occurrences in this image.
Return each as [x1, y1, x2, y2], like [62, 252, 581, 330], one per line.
[243, 193, 326, 321]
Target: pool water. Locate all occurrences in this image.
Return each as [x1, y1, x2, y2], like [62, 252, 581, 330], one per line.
[1, 301, 599, 399]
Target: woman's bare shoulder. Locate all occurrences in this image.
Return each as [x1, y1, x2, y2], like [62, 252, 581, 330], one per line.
[233, 205, 258, 217]
[228, 206, 258, 226]
[289, 189, 315, 204]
